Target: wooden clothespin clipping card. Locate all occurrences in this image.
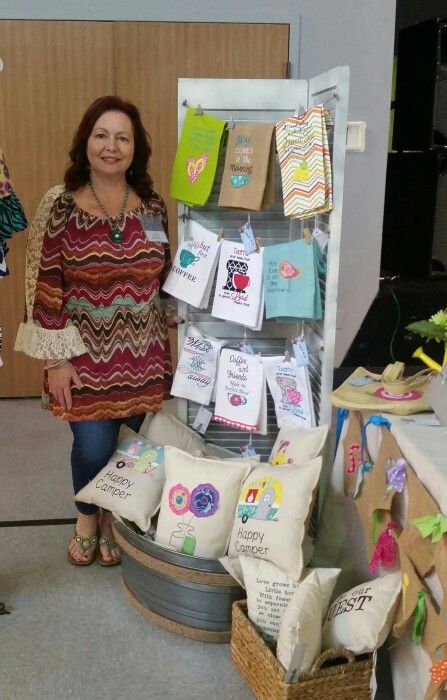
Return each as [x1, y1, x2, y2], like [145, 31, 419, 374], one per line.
[303, 226, 313, 245]
[284, 350, 292, 363]
[255, 237, 262, 253]
[217, 227, 224, 241]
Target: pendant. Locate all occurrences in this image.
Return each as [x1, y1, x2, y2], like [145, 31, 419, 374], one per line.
[109, 228, 124, 245]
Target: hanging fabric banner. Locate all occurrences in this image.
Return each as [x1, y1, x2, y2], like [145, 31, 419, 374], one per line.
[263, 238, 325, 321]
[213, 349, 267, 433]
[171, 326, 226, 406]
[169, 108, 226, 206]
[218, 123, 275, 211]
[162, 219, 221, 309]
[211, 239, 264, 330]
[262, 355, 315, 429]
[275, 106, 332, 219]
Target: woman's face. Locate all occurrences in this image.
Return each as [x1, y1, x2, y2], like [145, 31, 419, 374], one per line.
[87, 110, 135, 179]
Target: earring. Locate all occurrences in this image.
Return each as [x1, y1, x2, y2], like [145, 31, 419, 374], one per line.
[129, 168, 133, 177]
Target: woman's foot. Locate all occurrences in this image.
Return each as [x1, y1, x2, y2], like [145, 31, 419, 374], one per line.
[68, 512, 99, 564]
[98, 510, 120, 566]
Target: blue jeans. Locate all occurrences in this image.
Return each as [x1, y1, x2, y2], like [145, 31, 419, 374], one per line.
[69, 414, 146, 515]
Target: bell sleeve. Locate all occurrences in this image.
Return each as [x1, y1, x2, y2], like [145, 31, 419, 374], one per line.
[15, 187, 87, 360]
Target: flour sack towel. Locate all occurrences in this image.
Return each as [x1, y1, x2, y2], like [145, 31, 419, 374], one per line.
[275, 106, 332, 219]
[263, 238, 325, 321]
[218, 123, 275, 211]
[212, 239, 264, 330]
[262, 355, 315, 429]
[162, 219, 221, 309]
[213, 349, 266, 433]
[169, 108, 226, 206]
[171, 326, 226, 405]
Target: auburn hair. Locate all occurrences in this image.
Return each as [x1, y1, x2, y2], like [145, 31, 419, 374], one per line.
[64, 95, 153, 199]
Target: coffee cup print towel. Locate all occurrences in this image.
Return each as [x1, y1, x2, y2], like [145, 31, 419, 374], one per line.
[169, 108, 226, 206]
[171, 326, 226, 406]
[213, 349, 267, 434]
[218, 123, 275, 211]
[262, 355, 315, 429]
[211, 240, 264, 330]
[162, 219, 221, 309]
[275, 106, 332, 219]
[263, 239, 325, 321]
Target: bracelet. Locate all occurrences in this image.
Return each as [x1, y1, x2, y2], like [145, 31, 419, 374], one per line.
[44, 359, 68, 370]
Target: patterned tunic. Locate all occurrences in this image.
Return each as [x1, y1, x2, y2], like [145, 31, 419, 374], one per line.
[21, 189, 172, 422]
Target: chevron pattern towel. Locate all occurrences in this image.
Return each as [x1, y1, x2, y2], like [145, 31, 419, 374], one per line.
[275, 106, 332, 219]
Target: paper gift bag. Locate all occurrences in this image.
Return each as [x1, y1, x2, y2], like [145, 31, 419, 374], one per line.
[263, 238, 325, 321]
[211, 239, 264, 330]
[218, 123, 275, 210]
[275, 106, 333, 219]
[169, 108, 226, 206]
[171, 326, 226, 406]
[162, 219, 221, 309]
[213, 349, 267, 433]
[262, 355, 315, 429]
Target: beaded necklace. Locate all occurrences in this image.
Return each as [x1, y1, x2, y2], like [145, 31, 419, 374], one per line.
[88, 180, 130, 245]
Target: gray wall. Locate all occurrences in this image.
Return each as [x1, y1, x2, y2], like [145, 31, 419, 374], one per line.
[0, 0, 397, 365]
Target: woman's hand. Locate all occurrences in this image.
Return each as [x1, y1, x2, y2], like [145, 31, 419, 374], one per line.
[166, 313, 184, 328]
[47, 362, 84, 410]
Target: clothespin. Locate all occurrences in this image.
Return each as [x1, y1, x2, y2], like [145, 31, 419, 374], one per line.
[195, 104, 204, 116]
[217, 228, 224, 241]
[179, 205, 190, 223]
[255, 237, 262, 253]
[303, 226, 313, 245]
[294, 105, 306, 118]
[227, 117, 236, 131]
[247, 212, 251, 223]
[284, 350, 292, 362]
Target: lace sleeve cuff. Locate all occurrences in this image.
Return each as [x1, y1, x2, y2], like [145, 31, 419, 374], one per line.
[15, 321, 88, 360]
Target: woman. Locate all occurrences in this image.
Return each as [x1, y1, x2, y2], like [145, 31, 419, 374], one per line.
[16, 96, 181, 566]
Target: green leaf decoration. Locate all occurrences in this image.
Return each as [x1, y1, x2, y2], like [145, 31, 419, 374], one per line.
[406, 320, 447, 344]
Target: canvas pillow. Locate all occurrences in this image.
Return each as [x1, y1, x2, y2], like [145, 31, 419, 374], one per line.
[240, 556, 340, 642]
[322, 571, 402, 654]
[75, 426, 165, 532]
[139, 410, 205, 455]
[276, 571, 323, 673]
[269, 421, 329, 466]
[155, 446, 251, 558]
[228, 459, 323, 579]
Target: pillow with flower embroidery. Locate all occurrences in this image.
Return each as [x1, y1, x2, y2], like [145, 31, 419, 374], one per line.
[75, 426, 165, 532]
[155, 446, 251, 558]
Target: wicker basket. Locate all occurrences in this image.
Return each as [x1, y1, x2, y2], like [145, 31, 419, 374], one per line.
[231, 601, 373, 700]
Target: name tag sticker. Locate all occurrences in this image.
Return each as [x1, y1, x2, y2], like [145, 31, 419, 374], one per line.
[140, 215, 169, 243]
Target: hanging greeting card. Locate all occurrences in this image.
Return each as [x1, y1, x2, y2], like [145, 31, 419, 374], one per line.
[162, 219, 221, 308]
[275, 106, 333, 219]
[218, 123, 275, 211]
[213, 349, 267, 433]
[171, 326, 227, 406]
[169, 108, 226, 206]
[263, 238, 325, 321]
[262, 355, 315, 429]
[211, 239, 264, 330]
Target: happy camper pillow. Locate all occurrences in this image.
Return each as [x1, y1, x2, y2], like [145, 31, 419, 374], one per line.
[75, 426, 165, 532]
[228, 458, 323, 580]
[155, 446, 251, 558]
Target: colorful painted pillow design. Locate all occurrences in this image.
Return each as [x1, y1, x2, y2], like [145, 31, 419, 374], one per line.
[228, 459, 323, 579]
[75, 426, 166, 531]
[155, 446, 251, 558]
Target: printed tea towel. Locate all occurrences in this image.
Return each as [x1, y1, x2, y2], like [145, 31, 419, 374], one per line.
[212, 239, 264, 330]
[169, 108, 226, 206]
[263, 238, 325, 321]
[162, 219, 221, 309]
[0, 146, 27, 243]
[275, 106, 332, 219]
[218, 123, 276, 211]
[262, 355, 315, 429]
[213, 349, 267, 434]
[171, 326, 226, 406]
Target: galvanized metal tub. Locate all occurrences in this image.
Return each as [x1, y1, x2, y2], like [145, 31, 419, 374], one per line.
[112, 520, 243, 643]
